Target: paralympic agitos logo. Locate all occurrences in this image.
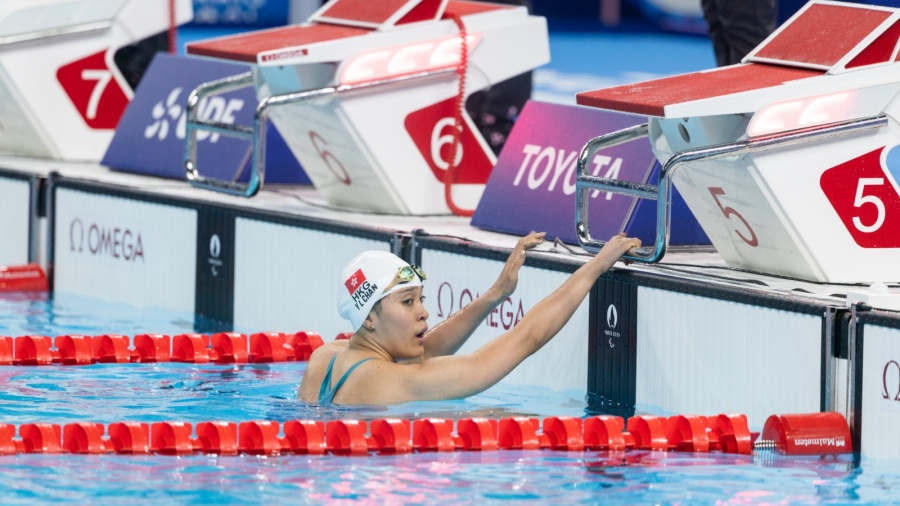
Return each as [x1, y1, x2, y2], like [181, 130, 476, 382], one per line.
[820, 145, 900, 248]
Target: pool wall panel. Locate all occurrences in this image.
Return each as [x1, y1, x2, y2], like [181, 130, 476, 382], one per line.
[0, 172, 32, 266]
[53, 187, 197, 312]
[413, 236, 588, 392]
[857, 312, 900, 460]
[588, 269, 831, 430]
[233, 218, 394, 339]
[635, 287, 822, 429]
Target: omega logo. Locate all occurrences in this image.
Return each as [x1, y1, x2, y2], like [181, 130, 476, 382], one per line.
[69, 217, 144, 262]
[435, 281, 525, 331]
[882, 360, 900, 401]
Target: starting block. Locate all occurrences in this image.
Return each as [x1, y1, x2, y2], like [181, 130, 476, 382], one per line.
[185, 0, 549, 215]
[575, 0, 900, 283]
[0, 0, 192, 161]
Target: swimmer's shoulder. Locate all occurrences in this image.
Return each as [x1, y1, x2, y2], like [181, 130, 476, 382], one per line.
[308, 340, 349, 368]
[299, 340, 350, 401]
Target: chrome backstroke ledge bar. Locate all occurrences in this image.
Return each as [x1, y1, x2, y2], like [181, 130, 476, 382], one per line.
[574, 114, 889, 263]
[184, 68, 457, 198]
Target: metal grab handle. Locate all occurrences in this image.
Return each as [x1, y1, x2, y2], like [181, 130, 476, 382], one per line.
[575, 123, 660, 261]
[184, 68, 457, 198]
[575, 114, 889, 263]
[184, 72, 257, 196]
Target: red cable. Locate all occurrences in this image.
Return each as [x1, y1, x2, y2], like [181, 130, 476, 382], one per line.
[445, 14, 474, 217]
[169, 0, 178, 54]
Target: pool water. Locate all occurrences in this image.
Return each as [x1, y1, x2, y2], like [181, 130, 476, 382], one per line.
[2, 293, 900, 505]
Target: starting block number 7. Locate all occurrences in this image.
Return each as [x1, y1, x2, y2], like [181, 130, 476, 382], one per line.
[80, 69, 113, 121]
[57, 50, 129, 130]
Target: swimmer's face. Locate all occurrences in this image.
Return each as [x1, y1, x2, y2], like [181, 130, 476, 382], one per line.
[369, 286, 429, 360]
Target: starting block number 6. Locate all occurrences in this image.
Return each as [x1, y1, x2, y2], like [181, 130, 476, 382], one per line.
[432, 117, 463, 170]
[309, 130, 351, 185]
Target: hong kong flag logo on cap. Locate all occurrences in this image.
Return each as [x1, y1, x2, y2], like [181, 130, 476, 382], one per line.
[345, 269, 366, 294]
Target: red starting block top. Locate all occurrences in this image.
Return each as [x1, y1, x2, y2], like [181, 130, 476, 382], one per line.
[746, 2, 897, 70]
[186, 0, 511, 64]
[187, 24, 370, 63]
[578, 1, 900, 118]
[575, 63, 822, 117]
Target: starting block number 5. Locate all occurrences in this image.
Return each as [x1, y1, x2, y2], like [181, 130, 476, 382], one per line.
[708, 187, 759, 248]
[821, 146, 900, 248]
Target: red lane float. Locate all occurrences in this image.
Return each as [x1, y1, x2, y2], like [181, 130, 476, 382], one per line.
[249, 332, 289, 363]
[14, 335, 54, 366]
[0, 412, 853, 457]
[196, 422, 239, 455]
[20, 423, 62, 453]
[760, 412, 852, 455]
[0, 424, 17, 455]
[55, 335, 93, 365]
[583, 414, 756, 454]
[0, 336, 13, 365]
[133, 334, 171, 363]
[289, 331, 325, 361]
[151, 421, 194, 455]
[107, 422, 151, 454]
[1, 330, 329, 366]
[172, 334, 210, 363]
[92, 335, 131, 363]
[283, 420, 326, 455]
[0, 264, 48, 292]
[211, 332, 248, 364]
[63, 422, 106, 454]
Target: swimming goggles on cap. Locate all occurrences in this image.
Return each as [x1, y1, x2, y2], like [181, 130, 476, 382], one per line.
[382, 265, 426, 293]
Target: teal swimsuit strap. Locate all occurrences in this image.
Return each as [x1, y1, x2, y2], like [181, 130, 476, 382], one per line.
[317, 355, 375, 405]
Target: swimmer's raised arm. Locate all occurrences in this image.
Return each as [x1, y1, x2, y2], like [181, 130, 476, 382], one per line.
[301, 233, 639, 405]
[380, 234, 641, 402]
[420, 231, 546, 360]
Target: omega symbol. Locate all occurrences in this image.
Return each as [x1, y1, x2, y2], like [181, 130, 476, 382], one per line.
[883, 360, 900, 401]
[69, 218, 85, 252]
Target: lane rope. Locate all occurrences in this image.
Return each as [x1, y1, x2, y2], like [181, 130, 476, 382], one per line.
[0, 412, 853, 457]
[0, 331, 325, 366]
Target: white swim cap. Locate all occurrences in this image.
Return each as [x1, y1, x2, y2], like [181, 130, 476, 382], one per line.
[338, 251, 424, 332]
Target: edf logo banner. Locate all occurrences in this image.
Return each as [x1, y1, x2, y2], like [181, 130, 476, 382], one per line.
[102, 52, 309, 185]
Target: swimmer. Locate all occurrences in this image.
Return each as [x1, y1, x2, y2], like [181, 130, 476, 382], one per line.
[298, 232, 641, 405]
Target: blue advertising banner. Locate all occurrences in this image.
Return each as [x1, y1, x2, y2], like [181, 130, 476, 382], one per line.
[472, 100, 709, 246]
[191, 0, 290, 27]
[103, 52, 310, 186]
